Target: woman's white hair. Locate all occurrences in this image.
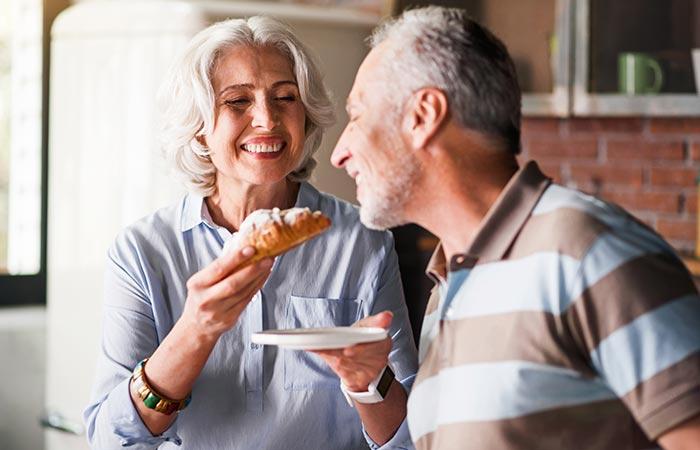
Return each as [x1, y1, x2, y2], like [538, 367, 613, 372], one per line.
[158, 16, 335, 195]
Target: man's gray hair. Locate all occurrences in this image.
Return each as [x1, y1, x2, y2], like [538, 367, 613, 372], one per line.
[370, 7, 521, 154]
[158, 16, 335, 195]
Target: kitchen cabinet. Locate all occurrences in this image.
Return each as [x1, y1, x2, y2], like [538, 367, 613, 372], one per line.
[445, 0, 574, 117]
[398, 0, 700, 117]
[573, 0, 700, 116]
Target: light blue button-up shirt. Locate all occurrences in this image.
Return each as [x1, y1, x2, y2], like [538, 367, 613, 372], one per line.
[84, 182, 418, 449]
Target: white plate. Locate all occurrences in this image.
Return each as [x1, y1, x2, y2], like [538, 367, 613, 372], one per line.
[252, 327, 388, 350]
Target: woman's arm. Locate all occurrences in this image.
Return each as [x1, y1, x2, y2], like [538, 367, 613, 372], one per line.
[312, 237, 418, 448]
[131, 246, 272, 435]
[313, 312, 409, 445]
[85, 243, 272, 448]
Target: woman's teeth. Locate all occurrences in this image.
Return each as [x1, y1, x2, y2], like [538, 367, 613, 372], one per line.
[242, 143, 283, 153]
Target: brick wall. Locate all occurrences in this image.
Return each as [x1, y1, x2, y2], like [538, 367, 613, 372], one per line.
[520, 117, 700, 254]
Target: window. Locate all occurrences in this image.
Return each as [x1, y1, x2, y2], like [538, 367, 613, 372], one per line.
[0, 0, 45, 305]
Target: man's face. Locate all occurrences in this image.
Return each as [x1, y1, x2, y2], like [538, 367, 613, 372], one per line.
[331, 43, 419, 230]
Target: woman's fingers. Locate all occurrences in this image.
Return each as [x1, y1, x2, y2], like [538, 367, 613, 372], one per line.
[310, 338, 391, 390]
[182, 252, 273, 338]
[223, 266, 272, 312]
[343, 337, 392, 357]
[202, 258, 273, 306]
[187, 246, 257, 289]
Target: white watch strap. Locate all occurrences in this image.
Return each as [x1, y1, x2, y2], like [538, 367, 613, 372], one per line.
[339, 366, 388, 407]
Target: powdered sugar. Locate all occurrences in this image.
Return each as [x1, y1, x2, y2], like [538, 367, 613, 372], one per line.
[222, 207, 311, 254]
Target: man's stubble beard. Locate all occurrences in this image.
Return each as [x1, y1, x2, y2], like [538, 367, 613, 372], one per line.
[359, 132, 419, 231]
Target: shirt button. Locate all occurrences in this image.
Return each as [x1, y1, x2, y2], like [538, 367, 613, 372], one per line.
[456, 256, 465, 264]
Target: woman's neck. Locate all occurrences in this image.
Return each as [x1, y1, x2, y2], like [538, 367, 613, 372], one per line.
[205, 178, 301, 233]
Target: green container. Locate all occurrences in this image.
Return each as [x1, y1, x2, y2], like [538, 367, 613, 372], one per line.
[618, 52, 663, 95]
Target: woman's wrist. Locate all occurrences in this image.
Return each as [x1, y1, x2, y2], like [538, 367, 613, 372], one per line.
[132, 359, 191, 415]
[176, 312, 225, 348]
[143, 318, 219, 400]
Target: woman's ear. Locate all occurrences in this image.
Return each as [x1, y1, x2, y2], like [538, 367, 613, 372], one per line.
[195, 134, 208, 148]
[403, 87, 448, 150]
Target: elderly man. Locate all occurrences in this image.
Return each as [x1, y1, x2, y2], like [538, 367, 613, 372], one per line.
[328, 6, 700, 450]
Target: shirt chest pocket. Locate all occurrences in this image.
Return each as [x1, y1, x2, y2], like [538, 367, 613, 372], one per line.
[284, 295, 362, 391]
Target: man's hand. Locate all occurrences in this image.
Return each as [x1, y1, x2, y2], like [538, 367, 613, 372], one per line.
[312, 311, 393, 391]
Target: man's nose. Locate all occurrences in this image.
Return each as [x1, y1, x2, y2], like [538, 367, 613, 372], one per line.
[251, 100, 278, 130]
[331, 129, 350, 168]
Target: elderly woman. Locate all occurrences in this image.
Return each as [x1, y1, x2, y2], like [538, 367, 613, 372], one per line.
[83, 16, 417, 450]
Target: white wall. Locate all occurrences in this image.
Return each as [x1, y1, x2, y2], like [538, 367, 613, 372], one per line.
[0, 307, 46, 450]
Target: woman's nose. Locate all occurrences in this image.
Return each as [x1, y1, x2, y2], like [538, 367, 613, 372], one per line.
[251, 100, 278, 130]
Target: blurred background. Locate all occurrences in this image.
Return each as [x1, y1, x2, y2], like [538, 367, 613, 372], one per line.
[1, 1, 699, 449]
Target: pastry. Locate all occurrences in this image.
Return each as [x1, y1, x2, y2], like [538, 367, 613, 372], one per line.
[223, 207, 331, 267]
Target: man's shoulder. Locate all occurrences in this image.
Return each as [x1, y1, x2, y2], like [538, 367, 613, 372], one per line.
[522, 184, 670, 260]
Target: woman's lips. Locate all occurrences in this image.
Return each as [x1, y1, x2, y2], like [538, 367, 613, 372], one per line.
[240, 141, 286, 159]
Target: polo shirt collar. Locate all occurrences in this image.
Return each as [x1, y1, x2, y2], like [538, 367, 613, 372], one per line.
[180, 181, 320, 233]
[426, 160, 551, 282]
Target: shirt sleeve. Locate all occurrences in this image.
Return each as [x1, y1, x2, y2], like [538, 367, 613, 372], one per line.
[566, 227, 700, 440]
[83, 233, 182, 449]
[362, 233, 418, 450]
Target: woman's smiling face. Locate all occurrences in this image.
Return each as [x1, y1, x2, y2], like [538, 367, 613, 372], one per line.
[203, 45, 307, 188]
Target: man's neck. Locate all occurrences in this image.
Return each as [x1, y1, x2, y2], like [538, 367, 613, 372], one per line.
[408, 132, 518, 262]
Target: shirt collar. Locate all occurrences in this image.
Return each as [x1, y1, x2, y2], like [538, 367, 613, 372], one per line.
[425, 160, 551, 281]
[180, 193, 206, 232]
[180, 181, 320, 233]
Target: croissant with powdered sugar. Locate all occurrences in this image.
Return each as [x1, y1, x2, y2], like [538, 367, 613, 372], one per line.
[223, 207, 331, 268]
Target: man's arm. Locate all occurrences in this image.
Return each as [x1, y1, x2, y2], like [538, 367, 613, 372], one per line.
[658, 414, 700, 450]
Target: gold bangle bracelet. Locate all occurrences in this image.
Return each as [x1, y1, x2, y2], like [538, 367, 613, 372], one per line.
[131, 358, 191, 415]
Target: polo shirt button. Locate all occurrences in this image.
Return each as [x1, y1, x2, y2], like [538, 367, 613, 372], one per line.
[456, 256, 465, 264]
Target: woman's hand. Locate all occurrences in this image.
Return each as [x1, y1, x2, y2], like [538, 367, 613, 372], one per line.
[181, 246, 273, 341]
[311, 311, 393, 391]
[131, 246, 272, 435]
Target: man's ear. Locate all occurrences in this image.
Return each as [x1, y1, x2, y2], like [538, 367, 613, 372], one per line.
[403, 87, 448, 149]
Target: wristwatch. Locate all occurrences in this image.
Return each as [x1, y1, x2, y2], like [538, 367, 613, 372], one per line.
[340, 366, 395, 406]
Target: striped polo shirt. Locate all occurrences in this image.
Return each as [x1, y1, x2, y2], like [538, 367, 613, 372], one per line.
[407, 161, 700, 449]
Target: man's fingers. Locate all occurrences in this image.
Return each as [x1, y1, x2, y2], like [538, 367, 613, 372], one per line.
[188, 246, 257, 288]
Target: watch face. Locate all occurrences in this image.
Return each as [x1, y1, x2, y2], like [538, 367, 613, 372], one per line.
[377, 366, 395, 398]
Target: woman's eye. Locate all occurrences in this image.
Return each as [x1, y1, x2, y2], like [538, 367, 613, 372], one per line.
[225, 98, 250, 107]
[275, 95, 296, 102]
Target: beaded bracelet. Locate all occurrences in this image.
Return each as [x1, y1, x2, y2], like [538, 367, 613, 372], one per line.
[131, 358, 191, 415]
